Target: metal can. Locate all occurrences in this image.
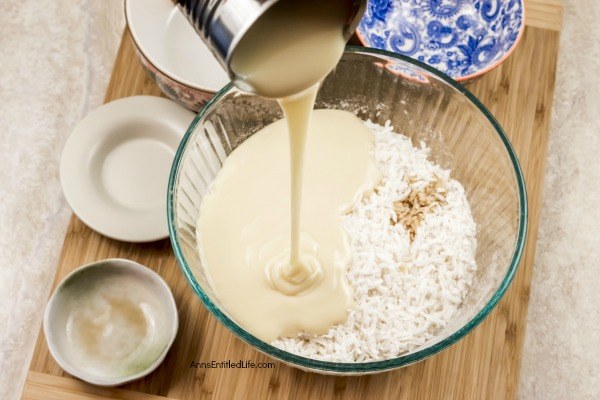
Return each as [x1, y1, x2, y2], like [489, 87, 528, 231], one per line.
[176, 0, 366, 89]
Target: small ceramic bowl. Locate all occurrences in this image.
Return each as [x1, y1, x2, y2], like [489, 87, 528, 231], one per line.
[44, 259, 179, 386]
[125, 0, 230, 111]
[357, 0, 525, 81]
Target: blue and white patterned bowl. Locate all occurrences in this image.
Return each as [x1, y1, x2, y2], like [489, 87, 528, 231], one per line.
[357, 0, 525, 81]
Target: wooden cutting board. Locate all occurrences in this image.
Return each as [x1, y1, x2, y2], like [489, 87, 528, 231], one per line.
[23, 1, 562, 398]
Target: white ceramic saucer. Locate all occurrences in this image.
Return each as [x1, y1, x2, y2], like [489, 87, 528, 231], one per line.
[61, 96, 195, 242]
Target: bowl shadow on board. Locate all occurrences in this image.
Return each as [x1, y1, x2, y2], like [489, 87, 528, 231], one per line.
[72, 227, 171, 258]
[168, 47, 527, 374]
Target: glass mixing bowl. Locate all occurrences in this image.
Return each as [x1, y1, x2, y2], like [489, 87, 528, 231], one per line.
[168, 46, 527, 374]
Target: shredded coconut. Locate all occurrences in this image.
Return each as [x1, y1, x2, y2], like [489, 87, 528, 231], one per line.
[272, 121, 478, 362]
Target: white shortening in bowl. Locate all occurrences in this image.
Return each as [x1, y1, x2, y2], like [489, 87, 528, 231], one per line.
[43, 258, 179, 386]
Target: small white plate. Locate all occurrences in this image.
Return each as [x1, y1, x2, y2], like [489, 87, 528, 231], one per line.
[61, 96, 195, 242]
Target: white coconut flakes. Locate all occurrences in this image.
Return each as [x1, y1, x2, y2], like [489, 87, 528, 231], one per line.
[272, 121, 478, 362]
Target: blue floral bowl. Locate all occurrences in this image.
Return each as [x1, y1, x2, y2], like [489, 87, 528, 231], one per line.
[357, 0, 525, 81]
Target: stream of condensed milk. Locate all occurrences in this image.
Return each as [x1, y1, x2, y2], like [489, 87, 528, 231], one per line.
[197, 1, 380, 342]
[197, 110, 379, 342]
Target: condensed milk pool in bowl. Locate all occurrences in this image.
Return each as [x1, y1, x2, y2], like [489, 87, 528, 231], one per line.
[168, 45, 527, 373]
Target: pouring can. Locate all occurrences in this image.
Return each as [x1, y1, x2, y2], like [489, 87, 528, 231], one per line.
[176, 0, 367, 89]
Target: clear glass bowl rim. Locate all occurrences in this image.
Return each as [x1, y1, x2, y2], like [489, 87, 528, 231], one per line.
[167, 46, 528, 373]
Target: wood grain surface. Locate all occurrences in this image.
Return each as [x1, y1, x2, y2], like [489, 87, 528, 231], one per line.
[23, 2, 562, 398]
[526, 0, 563, 31]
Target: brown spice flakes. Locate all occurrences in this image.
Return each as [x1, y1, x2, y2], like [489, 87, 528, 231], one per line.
[392, 179, 447, 242]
